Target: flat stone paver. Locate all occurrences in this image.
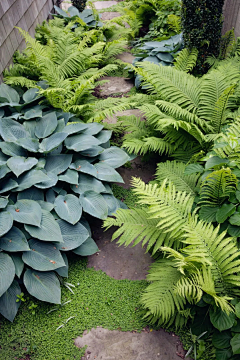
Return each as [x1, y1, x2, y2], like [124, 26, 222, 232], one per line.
[99, 76, 134, 97]
[101, 11, 121, 20]
[94, 1, 118, 9]
[75, 327, 189, 360]
[117, 51, 135, 63]
[104, 109, 144, 124]
[61, 1, 71, 11]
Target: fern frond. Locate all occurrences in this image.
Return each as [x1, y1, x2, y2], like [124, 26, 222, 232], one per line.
[174, 48, 198, 73]
[167, 14, 181, 34]
[122, 137, 173, 155]
[4, 76, 37, 88]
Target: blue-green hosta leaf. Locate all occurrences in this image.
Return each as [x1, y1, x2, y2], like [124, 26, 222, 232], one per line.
[80, 191, 108, 219]
[73, 237, 98, 256]
[58, 169, 78, 184]
[17, 187, 44, 201]
[0, 150, 8, 164]
[10, 254, 24, 278]
[0, 226, 30, 252]
[216, 203, 236, 223]
[0, 118, 28, 141]
[101, 183, 113, 194]
[55, 252, 68, 277]
[39, 132, 68, 153]
[143, 56, 161, 64]
[24, 269, 61, 304]
[44, 154, 72, 175]
[25, 209, 63, 243]
[80, 146, 104, 157]
[22, 239, 65, 271]
[7, 199, 42, 226]
[102, 194, 119, 215]
[67, 5, 80, 16]
[53, 119, 65, 134]
[23, 120, 37, 138]
[16, 138, 39, 152]
[0, 179, 18, 194]
[35, 172, 58, 189]
[46, 189, 56, 204]
[55, 194, 82, 224]
[0, 253, 15, 297]
[63, 122, 88, 135]
[99, 146, 129, 168]
[7, 156, 38, 177]
[210, 307, 235, 332]
[69, 160, 98, 177]
[0, 109, 4, 117]
[0, 211, 13, 236]
[156, 52, 174, 63]
[65, 134, 101, 152]
[53, 5, 70, 17]
[71, 173, 106, 194]
[0, 196, 8, 209]
[0, 280, 21, 322]
[0, 142, 27, 157]
[96, 130, 112, 144]
[80, 217, 91, 236]
[36, 158, 46, 170]
[21, 108, 42, 120]
[0, 164, 11, 179]
[0, 83, 20, 104]
[35, 112, 58, 139]
[15, 169, 49, 192]
[37, 201, 54, 212]
[95, 163, 124, 183]
[82, 123, 103, 136]
[22, 88, 40, 103]
[56, 219, 89, 251]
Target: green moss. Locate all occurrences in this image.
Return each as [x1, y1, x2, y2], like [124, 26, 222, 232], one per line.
[112, 184, 142, 209]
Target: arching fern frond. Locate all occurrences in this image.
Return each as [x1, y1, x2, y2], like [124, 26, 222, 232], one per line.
[174, 48, 198, 73]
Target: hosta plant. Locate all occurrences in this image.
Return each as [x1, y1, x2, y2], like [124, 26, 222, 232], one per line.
[53, 5, 103, 28]
[0, 84, 129, 322]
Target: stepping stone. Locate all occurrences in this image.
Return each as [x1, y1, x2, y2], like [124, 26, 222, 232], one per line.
[75, 327, 189, 360]
[94, 1, 118, 9]
[117, 51, 135, 63]
[104, 109, 144, 124]
[101, 11, 121, 20]
[61, 1, 71, 11]
[98, 76, 134, 97]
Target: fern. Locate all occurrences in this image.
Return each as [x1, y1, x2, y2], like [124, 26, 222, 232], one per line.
[167, 14, 181, 34]
[174, 48, 198, 73]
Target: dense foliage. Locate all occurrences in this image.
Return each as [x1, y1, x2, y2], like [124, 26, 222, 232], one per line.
[71, 0, 87, 13]
[0, 83, 129, 322]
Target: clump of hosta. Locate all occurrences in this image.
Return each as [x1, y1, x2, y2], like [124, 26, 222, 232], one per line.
[0, 84, 129, 321]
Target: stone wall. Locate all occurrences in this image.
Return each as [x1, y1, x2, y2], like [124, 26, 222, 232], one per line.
[0, 0, 58, 80]
[223, 0, 240, 37]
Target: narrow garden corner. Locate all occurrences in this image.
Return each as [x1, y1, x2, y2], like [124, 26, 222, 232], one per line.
[0, 0, 240, 360]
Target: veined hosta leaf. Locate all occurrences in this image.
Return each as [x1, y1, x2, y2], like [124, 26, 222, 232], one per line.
[0, 179, 18, 194]
[44, 154, 72, 175]
[102, 194, 119, 215]
[46, 189, 56, 204]
[80, 217, 92, 236]
[0, 118, 28, 142]
[96, 130, 112, 144]
[71, 173, 105, 195]
[35, 172, 58, 189]
[73, 237, 98, 256]
[101, 183, 113, 194]
[95, 163, 124, 183]
[82, 123, 103, 135]
[99, 147, 129, 168]
[63, 122, 88, 135]
[56, 219, 89, 251]
[0, 280, 21, 322]
[65, 134, 101, 152]
[23, 120, 37, 138]
[80, 146, 103, 157]
[16, 138, 39, 152]
[37, 201, 54, 212]
[25, 209, 63, 243]
[15, 169, 49, 192]
[21, 108, 42, 120]
[55, 252, 68, 278]
[0, 164, 11, 179]
[0, 196, 8, 209]
[0, 150, 8, 164]
[7, 156, 38, 177]
[0, 253, 15, 297]
[0, 211, 13, 236]
[55, 195, 82, 224]
[0, 83, 20, 104]
[24, 269, 61, 304]
[10, 254, 24, 278]
[22, 239, 65, 271]
[58, 169, 78, 184]
[54, 119, 65, 133]
[0, 226, 30, 252]
[35, 112, 58, 139]
[22, 88, 40, 103]
[39, 132, 68, 153]
[0, 142, 27, 157]
[7, 199, 42, 226]
[17, 187, 44, 201]
[80, 191, 108, 219]
[69, 160, 98, 177]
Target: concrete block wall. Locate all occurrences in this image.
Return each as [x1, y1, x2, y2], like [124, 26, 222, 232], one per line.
[0, 0, 58, 81]
[223, 0, 240, 38]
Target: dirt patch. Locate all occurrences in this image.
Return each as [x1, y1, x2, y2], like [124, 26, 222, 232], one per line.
[101, 11, 121, 20]
[117, 51, 135, 63]
[94, 1, 118, 9]
[98, 76, 134, 97]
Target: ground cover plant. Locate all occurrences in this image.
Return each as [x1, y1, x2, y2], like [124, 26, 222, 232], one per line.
[0, 83, 130, 322]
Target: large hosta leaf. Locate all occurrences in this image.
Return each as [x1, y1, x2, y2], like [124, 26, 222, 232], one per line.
[7, 156, 38, 177]
[10, 254, 24, 278]
[24, 269, 61, 304]
[80, 191, 108, 219]
[22, 88, 40, 103]
[22, 239, 65, 271]
[95, 163, 124, 183]
[63, 122, 88, 135]
[0, 196, 8, 209]
[96, 130, 112, 144]
[17, 187, 44, 201]
[82, 123, 103, 135]
[35, 172, 58, 189]
[56, 219, 89, 251]
[73, 237, 98, 256]
[102, 194, 119, 215]
[0, 164, 11, 179]
[44, 154, 72, 175]
[69, 160, 98, 177]
[0, 211, 13, 236]
[16, 138, 39, 152]
[0, 178, 18, 194]
[37, 200, 54, 212]
[0, 118, 28, 141]
[35, 112, 58, 139]
[71, 173, 105, 194]
[0, 142, 27, 157]
[25, 209, 63, 243]
[65, 134, 101, 151]
[55, 252, 68, 277]
[7, 199, 42, 226]
[80, 146, 103, 157]
[0, 227, 30, 252]
[58, 169, 78, 184]
[39, 132, 68, 153]
[16, 169, 49, 192]
[55, 194, 82, 224]
[0, 83, 20, 104]
[0, 253, 15, 297]
[99, 147, 129, 168]
[0, 280, 21, 322]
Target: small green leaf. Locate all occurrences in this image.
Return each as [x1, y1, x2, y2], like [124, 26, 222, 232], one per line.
[235, 302, 240, 319]
[229, 212, 240, 226]
[205, 156, 229, 170]
[231, 333, 240, 354]
[210, 307, 235, 331]
[216, 203, 236, 223]
[212, 330, 232, 349]
[184, 163, 204, 175]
